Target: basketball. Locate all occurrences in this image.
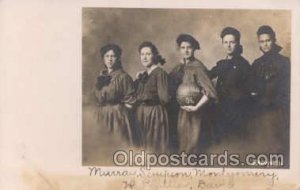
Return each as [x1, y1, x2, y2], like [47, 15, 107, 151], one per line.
[176, 83, 203, 106]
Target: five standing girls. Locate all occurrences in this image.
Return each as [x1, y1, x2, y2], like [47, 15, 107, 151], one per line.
[95, 26, 290, 154]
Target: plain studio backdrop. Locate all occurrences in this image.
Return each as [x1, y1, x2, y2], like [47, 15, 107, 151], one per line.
[82, 8, 291, 165]
[82, 8, 291, 104]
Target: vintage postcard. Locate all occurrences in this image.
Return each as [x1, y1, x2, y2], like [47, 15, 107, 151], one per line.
[1, 0, 300, 189]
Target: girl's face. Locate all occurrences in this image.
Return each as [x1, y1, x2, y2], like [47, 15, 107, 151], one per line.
[103, 50, 117, 70]
[258, 34, 274, 53]
[179, 41, 194, 60]
[140, 47, 154, 68]
[222, 34, 237, 55]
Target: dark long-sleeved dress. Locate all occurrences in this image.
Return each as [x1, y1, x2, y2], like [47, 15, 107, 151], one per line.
[95, 68, 137, 146]
[170, 58, 217, 153]
[249, 46, 290, 154]
[209, 55, 252, 140]
[135, 66, 170, 152]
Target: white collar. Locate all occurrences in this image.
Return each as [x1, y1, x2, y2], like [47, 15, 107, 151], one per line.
[226, 55, 234, 60]
[180, 57, 195, 65]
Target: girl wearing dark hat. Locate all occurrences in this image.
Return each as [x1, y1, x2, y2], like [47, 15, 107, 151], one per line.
[249, 25, 290, 155]
[134, 41, 170, 152]
[209, 27, 252, 142]
[95, 43, 138, 146]
[169, 34, 217, 153]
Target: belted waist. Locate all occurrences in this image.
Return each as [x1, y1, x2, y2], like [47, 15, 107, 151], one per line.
[98, 100, 121, 106]
[137, 99, 161, 106]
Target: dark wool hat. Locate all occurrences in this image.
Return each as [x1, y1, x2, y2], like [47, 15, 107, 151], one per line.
[257, 25, 276, 40]
[220, 27, 241, 42]
[176, 34, 200, 50]
[100, 43, 122, 58]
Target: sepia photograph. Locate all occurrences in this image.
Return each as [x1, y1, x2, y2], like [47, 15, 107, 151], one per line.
[82, 8, 291, 168]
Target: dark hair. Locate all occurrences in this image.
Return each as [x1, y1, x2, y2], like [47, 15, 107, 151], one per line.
[220, 26, 243, 55]
[176, 34, 200, 50]
[138, 41, 166, 65]
[257, 25, 282, 53]
[221, 27, 240, 42]
[100, 43, 122, 69]
[100, 43, 122, 58]
[257, 25, 276, 42]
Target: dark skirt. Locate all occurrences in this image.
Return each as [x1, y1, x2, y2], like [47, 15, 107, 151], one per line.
[136, 104, 169, 152]
[97, 104, 137, 146]
[247, 106, 288, 154]
[177, 109, 203, 153]
[214, 100, 248, 141]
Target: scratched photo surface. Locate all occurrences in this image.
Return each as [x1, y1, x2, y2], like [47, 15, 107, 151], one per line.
[82, 8, 291, 167]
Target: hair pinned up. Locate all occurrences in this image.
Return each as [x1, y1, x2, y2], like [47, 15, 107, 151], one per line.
[176, 34, 200, 50]
[100, 43, 122, 58]
[220, 27, 241, 43]
[220, 26, 243, 55]
[138, 41, 166, 65]
[100, 43, 122, 69]
[257, 25, 276, 41]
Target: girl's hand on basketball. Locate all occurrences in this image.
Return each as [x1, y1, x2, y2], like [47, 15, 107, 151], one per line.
[181, 105, 199, 112]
